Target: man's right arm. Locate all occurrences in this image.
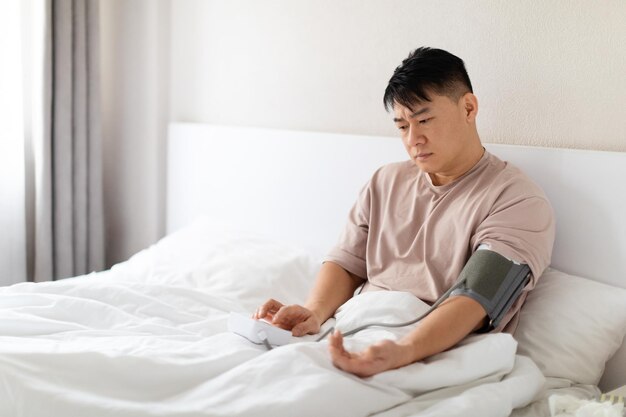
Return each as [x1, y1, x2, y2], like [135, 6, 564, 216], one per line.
[304, 261, 365, 325]
[254, 261, 365, 336]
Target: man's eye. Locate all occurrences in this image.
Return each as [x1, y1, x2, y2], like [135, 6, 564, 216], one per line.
[418, 117, 433, 125]
[398, 125, 408, 131]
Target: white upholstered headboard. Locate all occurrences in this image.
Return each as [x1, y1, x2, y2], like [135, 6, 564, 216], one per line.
[166, 122, 626, 390]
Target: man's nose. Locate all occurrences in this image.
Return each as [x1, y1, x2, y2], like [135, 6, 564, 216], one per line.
[406, 126, 426, 147]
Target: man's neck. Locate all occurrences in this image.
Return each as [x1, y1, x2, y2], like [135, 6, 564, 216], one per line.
[429, 143, 485, 186]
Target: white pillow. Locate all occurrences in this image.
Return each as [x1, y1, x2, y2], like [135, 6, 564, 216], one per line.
[514, 268, 626, 385]
[110, 219, 320, 312]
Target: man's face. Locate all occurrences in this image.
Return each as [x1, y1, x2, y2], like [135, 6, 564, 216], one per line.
[393, 92, 477, 179]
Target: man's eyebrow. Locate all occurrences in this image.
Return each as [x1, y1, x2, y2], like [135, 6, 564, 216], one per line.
[393, 107, 431, 123]
[410, 107, 431, 118]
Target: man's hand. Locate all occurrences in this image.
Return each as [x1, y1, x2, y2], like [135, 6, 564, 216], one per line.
[254, 299, 321, 336]
[328, 330, 414, 378]
[253, 262, 363, 338]
[329, 296, 488, 377]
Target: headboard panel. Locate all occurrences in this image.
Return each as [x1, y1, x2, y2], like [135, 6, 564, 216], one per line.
[167, 123, 407, 258]
[483, 144, 626, 286]
[167, 123, 626, 391]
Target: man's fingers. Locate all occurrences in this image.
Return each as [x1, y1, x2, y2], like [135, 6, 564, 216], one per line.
[255, 299, 283, 319]
[291, 321, 313, 337]
[272, 304, 307, 327]
[255, 302, 319, 334]
[328, 330, 351, 359]
[271, 305, 293, 326]
[327, 332, 383, 378]
[329, 329, 343, 346]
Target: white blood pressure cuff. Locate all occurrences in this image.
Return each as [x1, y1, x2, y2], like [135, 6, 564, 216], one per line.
[450, 249, 530, 331]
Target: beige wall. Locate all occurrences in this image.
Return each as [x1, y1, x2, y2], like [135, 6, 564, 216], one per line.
[102, 0, 626, 265]
[171, 0, 626, 151]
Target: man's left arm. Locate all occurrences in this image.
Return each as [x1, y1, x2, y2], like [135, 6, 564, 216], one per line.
[329, 187, 555, 377]
[328, 295, 487, 378]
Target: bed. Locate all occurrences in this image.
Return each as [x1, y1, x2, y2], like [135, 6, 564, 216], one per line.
[1, 122, 625, 417]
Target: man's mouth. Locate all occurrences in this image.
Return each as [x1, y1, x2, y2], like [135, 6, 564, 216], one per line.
[414, 153, 433, 161]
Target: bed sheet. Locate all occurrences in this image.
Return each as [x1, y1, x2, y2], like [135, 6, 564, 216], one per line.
[0, 222, 580, 416]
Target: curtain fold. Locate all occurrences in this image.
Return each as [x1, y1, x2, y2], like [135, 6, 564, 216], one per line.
[34, 0, 104, 281]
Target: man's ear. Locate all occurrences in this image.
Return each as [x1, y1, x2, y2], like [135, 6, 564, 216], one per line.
[461, 93, 478, 122]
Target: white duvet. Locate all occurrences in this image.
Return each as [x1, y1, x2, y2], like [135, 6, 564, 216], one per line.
[0, 223, 546, 417]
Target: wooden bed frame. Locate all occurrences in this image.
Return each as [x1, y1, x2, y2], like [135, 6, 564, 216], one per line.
[166, 122, 626, 391]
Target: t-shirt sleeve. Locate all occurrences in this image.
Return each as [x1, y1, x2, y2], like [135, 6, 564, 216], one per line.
[471, 193, 555, 283]
[470, 188, 555, 333]
[323, 181, 371, 279]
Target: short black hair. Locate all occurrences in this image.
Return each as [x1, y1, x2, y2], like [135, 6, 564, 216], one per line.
[383, 47, 473, 112]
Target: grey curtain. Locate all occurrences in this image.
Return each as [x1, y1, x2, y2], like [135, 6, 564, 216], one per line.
[34, 0, 104, 281]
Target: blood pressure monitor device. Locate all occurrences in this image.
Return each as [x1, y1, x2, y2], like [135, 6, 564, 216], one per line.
[228, 312, 293, 348]
[450, 249, 531, 330]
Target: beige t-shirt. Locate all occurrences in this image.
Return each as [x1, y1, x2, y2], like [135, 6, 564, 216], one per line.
[325, 150, 555, 332]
